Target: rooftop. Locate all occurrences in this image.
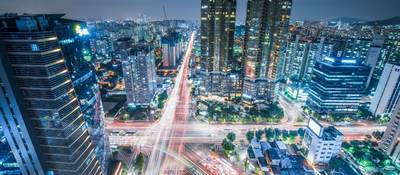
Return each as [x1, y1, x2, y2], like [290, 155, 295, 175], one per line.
[267, 149, 281, 160]
[321, 126, 343, 141]
[319, 56, 368, 68]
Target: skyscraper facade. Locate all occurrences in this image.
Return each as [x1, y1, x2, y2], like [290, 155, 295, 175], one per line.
[283, 36, 334, 83]
[369, 63, 400, 117]
[0, 14, 102, 175]
[161, 31, 183, 68]
[379, 102, 400, 167]
[369, 30, 400, 91]
[54, 18, 109, 172]
[200, 0, 237, 96]
[283, 35, 309, 80]
[0, 132, 20, 174]
[365, 35, 385, 89]
[242, 0, 292, 103]
[200, 0, 236, 73]
[342, 38, 371, 61]
[122, 43, 157, 106]
[303, 38, 334, 82]
[306, 57, 370, 116]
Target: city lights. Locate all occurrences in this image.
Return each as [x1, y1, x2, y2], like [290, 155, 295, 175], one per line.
[0, 1, 399, 175]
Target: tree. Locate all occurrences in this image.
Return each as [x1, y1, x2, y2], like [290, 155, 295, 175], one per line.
[227, 132, 236, 142]
[289, 130, 297, 142]
[157, 91, 168, 109]
[265, 128, 275, 141]
[255, 166, 261, 175]
[378, 114, 390, 124]
[244, 158, 249, 171]
[210, 144, 216, 152]
[135, 152, 145, 173]
[256, 129, 264, 141]
[342, 142, 351, 149]
[274, 128, 282, 139]
[297, 128, 305, 138]
[282, 130, 289, 141]
[372, 131, 383, 140]
[112, 151, 118, 160]
[222, 138, 235, 156]
[246, 131, 254, 142]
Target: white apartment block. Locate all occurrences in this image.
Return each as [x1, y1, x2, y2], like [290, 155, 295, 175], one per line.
[302, 118, 343, 164]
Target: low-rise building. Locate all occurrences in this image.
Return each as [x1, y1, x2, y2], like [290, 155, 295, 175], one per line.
[248, 139, 315, 174]
[249, 139, 269, 172]
[302, 118, 343, 164]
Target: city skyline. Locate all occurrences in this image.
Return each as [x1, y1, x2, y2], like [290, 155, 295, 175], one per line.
[1, 0, 400, 22]
[1, 0, 400, 174]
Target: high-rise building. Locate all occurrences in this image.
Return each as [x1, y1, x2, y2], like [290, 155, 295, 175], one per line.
[161, 31, 183, 68]
[365, 35, 385, 89]
[242, 0, 292, 103]
[200, 0, 237, 96]
[284, 35, 309, 80]
[369, 63, 400, 117]
[113, 37, 134, 53]
[122, 43, 157, 107]
[0, 14, 102, 174]
[306, 57, 370, 115]
[302, 118, 343, 164]
[342, 38, 371, 61]
[303, 38, 334, 82]
[369, 30, 400, 91]
[136, 18, 154, 43]
[200, 0, 236, 73]
[54, 19, 109, 172]
[283, 36, 334, 83]
[0, 131, 21, 174]
[379, 103, 400, 167]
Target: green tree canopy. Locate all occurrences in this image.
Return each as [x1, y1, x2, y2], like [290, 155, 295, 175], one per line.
[246, 131, 254, 142]
[227, 132, 236, 142]
[135, 152, 145, 172]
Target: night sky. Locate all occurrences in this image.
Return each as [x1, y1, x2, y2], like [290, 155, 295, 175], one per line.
[1, 0, 399, 22]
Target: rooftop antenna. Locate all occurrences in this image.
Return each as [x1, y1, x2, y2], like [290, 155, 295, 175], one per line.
[162, 5, 171, 33]
[162, 5, 168, 21]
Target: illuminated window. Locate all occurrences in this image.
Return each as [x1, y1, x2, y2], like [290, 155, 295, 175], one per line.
[31, 43, 39, 51]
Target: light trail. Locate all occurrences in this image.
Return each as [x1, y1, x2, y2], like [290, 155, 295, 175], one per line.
[144, 32, 196, 175]
[106, 32, 386, 174]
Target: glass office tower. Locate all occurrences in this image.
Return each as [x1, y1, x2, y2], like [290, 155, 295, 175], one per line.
[0, 14, 102, 175]
[54, 18, 108, 173]
[306, 57, 370, 116]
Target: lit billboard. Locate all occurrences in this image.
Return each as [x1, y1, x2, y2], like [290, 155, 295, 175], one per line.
[308, 117, 323, 137]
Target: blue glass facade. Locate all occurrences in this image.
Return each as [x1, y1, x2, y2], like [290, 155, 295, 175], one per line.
[306, 57, 370, 115]
[54, 19, 108, 173]
[0, 14, 103, 175]
[0, 133, 20, 175]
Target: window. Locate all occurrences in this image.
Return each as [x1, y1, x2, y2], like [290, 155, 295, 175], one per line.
[31, 43, 39, 51]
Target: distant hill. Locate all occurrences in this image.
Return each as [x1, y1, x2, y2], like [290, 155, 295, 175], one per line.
[330, 17, 366, 24]
[360, 16, 400, 26]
